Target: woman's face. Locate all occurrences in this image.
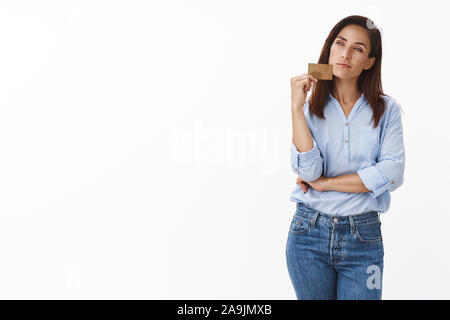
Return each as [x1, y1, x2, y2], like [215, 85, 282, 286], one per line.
[329, 25, 375, 80]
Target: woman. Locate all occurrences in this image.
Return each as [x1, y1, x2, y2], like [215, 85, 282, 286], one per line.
[285, 15, 405, 300]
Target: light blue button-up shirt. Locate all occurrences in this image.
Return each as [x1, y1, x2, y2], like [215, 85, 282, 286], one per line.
[290, 92, 405, 216]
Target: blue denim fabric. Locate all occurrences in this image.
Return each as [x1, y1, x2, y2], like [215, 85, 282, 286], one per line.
[286, 202, 384, 300]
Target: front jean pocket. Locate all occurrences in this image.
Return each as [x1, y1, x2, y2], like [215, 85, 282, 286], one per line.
[355, 221, 382, 243]
[289, 215, 310, 235]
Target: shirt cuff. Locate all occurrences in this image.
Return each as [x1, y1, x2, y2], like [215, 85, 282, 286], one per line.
[357, 165, 390, 199]
[290, 139, 320, 168]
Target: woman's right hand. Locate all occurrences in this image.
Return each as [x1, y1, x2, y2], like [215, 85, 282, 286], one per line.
[290, 73, 318, 112]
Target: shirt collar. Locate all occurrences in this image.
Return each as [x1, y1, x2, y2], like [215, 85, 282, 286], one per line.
[327, 92, 367, 122]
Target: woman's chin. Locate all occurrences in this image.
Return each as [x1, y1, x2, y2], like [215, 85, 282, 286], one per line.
[332, 73, 354, 80]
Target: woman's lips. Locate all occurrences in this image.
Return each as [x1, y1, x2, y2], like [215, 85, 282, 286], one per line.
[337, 63, 350, 68]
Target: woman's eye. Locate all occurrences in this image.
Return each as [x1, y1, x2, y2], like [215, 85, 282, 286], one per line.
[336, 41, 363, 52]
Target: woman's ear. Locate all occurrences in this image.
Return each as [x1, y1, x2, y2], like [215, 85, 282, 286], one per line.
[364, 57, 376, 70]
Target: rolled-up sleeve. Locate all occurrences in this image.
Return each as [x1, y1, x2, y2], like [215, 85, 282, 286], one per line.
[357, 103, 405, 199]
[290, 138, 324, 182]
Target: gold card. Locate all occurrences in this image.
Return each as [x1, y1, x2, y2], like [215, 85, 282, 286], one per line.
[308, 63, 333, 80]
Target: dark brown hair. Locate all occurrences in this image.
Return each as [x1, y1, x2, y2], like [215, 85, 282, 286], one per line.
[308, 15, 388, 128]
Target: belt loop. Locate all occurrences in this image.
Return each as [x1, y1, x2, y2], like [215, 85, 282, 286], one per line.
[349, 215, 355, 235]
[310, 210, 320, 229]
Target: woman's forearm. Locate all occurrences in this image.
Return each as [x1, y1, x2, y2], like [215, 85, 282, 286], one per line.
[291, 106, 314, 153]
[326, 173, 371, 193]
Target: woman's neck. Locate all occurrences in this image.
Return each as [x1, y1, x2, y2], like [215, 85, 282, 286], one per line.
[332, 78, 361, 105]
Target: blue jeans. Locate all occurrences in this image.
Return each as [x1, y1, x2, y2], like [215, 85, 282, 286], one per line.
[285, 202, 384, 300]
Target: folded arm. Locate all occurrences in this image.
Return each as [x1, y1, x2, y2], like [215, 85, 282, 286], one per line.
[325, 173, 371, 193]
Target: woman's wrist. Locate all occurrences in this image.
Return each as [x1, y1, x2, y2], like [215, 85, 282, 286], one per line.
[324, 177, 334, 191]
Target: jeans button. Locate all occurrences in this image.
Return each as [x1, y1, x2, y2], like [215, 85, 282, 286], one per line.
[333, 217, 339, 223]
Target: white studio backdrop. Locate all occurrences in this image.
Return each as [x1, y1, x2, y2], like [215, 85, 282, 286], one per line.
[0, 0, 448, 299]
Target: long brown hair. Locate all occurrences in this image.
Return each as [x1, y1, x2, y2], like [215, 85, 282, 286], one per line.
[308, 15, 387, 128]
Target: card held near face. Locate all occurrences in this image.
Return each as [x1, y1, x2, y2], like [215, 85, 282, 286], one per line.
[308, 63, 333, 80]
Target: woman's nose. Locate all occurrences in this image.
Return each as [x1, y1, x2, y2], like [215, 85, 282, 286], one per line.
[342, 48, 352, 59]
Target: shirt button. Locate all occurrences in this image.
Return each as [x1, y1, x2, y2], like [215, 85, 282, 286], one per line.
[391, 181, 395, 184]
[345, 122, 349, 126]
[333, 218, 339, 223]
[345, 139, 348, 143]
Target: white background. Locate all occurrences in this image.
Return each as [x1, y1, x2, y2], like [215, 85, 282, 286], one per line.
[0, 0, 448, 299]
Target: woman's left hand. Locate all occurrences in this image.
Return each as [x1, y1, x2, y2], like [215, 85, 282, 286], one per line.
[296, 175, 330, 192]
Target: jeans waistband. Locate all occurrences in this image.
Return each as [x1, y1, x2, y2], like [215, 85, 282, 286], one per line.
[296, 201, 379, 224]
